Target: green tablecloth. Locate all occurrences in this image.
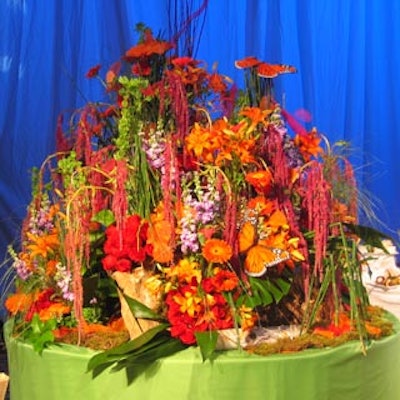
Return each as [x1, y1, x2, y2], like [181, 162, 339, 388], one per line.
[5, 320, 400, 400]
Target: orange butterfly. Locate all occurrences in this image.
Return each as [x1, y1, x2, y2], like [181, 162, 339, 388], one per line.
[238, 220, 290, 277]
[257, 62, 297, 79]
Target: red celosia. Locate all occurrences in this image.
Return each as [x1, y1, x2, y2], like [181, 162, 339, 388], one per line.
[102, 214, 152, 273]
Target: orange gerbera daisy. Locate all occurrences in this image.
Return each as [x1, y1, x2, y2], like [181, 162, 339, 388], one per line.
[202, 239, 233, 264]
[125, 29, 173, 59]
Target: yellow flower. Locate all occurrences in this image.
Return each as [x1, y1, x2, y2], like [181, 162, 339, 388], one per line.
[167, 258, 201, 284]
[173, 291, 202, 318]
[238, 305, 257, 331]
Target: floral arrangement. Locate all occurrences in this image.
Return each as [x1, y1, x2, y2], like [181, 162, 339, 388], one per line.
[3, 20, 393, 369]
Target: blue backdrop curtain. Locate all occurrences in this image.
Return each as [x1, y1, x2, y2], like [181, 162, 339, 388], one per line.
[1, 0, 400, 298]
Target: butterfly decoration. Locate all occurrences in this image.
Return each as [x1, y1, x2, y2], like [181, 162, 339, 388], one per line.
[238, 219, 290, 277]
[234, 56, 297, 79]
[256, 62, 297, 79]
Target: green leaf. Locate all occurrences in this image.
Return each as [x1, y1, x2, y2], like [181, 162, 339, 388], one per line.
[87, 323, 170, 372]
[31, 330, 54, 354]
[249, 278, 274, 305]
[87, 326, 186, 382]
[266, 280, 287, 303]
[123, 337, 187, 384]
[113, 334, 186, 372]
[195, 330, 218, 362]
[122, 293, 165, 321]
[92, 209, 115, 227]
[24, 314, 56, 354]
[274, 277, 292, 295]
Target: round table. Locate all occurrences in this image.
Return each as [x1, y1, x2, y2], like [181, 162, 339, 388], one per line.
[5, 319, 400, 400]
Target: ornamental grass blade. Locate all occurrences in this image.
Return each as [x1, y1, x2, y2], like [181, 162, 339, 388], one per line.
[195, 330, 218, 362]
[344, 223, 394, 252]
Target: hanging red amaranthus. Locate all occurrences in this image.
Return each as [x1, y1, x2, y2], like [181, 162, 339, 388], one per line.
[302, 162, 332, 280]
[64, 188, 92, 343]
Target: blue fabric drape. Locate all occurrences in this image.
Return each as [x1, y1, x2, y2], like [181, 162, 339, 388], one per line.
[1, 1, 399, 287]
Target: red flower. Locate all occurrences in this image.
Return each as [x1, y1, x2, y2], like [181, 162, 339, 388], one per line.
[131, 61, 152, 77]
[102, 214, 152, 273]
[171, 57, 199, 68]
[212, 270, 239, 292]
[85, 64, 101, 79]
[25, 289, 54, 321]
[115, 258, 132, 273]
[102, 254, 118, 272]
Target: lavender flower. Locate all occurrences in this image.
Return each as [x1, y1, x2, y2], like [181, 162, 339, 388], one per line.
[179, 177, 220, 254]
[28, 197, 56, 235]
[140, 129, 166, 170]
[13, 258, 32, 281]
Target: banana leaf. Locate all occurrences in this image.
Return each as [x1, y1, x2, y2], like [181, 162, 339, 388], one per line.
[87, 323, 186, 381]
